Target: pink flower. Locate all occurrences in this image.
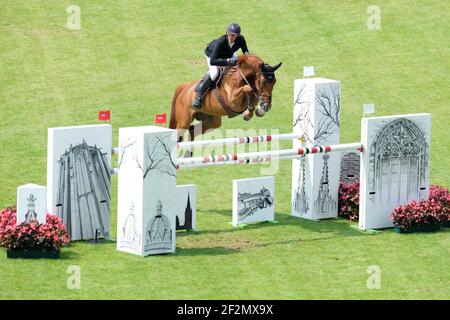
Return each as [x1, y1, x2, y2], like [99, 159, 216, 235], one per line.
[0, 208, 70, 250]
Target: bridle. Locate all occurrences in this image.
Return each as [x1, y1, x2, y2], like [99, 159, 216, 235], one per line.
[237, 67, 274, 111]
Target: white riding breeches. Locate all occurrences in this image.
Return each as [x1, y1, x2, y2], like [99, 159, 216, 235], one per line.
[205, 53, 237, 81]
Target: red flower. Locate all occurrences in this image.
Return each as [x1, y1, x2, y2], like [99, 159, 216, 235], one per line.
[0, 208, 70, 250]
[338, 181, 360, 221]
[392, 194, 448, 231]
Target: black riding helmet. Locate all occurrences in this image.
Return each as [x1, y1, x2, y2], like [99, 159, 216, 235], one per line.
[226, 22, 241, 35]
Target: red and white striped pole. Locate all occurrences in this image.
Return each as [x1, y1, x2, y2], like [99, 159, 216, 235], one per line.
[177, 132, 303, 149]
[176, 142, 363, 169]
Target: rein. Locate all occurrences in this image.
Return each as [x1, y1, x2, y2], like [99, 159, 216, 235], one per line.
[237, 68, 259, 100]
[237, 67, 273, 109]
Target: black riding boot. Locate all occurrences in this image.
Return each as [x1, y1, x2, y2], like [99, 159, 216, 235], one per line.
[192, 73, 213, 109]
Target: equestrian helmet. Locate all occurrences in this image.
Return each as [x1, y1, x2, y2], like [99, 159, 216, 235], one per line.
[226, 22, 241, 35]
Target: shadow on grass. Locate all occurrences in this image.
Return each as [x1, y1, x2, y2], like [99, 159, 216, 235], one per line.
[86, 239, 117, 245]
[278, 213, 371, 236]
[59, 249, 81, 260]
[66, 239, 117, 247]
[176, 218, 281, 238]
[200, 209, 231, 217]
[163, 246, 240, 257]
[173, 213, 377, 256]
[186, 209, 374, 240]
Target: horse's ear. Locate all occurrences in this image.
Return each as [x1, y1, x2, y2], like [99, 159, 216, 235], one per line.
[272, 62, 282, 71]
[261, 63, 269, 72]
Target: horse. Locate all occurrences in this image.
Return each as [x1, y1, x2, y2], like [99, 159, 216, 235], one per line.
[169, 53, 282, 144]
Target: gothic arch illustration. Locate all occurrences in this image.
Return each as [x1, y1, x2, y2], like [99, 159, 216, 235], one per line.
[368, 118, 429, 203]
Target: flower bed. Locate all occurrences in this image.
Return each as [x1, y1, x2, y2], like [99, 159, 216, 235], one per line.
[391, 199, 443, 233]
[429, 185, 450, 227]
[338, 181, 360, 221]
[337, 182, 450, 231]
[0, 207, 70, 258]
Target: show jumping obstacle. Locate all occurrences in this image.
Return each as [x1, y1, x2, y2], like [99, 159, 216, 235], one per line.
[112, 77, 431, 257]
[42, 75, 431, 257]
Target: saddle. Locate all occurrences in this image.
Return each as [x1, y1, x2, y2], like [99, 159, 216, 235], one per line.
[194, 66, 232, 91]
[194, 66, 243, 118]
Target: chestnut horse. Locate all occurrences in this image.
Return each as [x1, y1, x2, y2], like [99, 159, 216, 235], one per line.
[169, 53, 281, 143]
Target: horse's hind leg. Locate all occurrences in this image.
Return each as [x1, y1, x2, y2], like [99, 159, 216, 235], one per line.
[183, 116, 222, 157]
[175, 116, 194, 157]
[189, 116, 222, 141]
[175, 113, 194, 143]
[188, 122, 204, 143]
[184, 122, 202, 158]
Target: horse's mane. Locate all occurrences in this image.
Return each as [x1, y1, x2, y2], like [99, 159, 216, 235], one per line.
[221, 53, 264, 82]
[237, 53, 264, 70]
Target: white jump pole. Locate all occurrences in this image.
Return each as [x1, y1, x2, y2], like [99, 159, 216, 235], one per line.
[177, 132, 304, 149]
[176, 142, 362, 168]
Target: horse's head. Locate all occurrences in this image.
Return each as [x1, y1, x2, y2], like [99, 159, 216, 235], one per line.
[237, 54, 282, 117]
[255, 62, 282, 116]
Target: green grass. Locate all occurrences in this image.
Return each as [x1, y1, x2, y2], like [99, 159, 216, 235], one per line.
[0, 0, 449, 299]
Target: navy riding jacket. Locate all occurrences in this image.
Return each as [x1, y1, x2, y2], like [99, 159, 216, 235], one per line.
[204, 34, 249, 66]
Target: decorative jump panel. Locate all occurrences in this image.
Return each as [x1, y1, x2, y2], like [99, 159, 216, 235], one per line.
[47, 124, 112, 240]
[359, 113, 431, 230]
[232, 176, 275, 226]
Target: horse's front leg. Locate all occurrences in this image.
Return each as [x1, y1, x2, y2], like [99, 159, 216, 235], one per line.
[228, 85, 254, 120]
[242, 108, 254, 122]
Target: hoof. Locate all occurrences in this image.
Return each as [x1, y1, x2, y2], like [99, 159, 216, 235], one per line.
[255, 107, 266, 117]
[243, 110, 253, 121]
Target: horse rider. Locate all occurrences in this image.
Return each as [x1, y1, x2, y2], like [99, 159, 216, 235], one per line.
[192, 22, 250, 109]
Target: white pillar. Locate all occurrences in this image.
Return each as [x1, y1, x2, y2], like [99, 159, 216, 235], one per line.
[291, 78, 341, 220]
[117, 126, 177, 256]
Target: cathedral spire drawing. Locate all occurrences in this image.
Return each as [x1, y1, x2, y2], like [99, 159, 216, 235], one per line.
[314, 154, 337, 214]
[293, 157, 309, 214]
[176, 193, 193, 231]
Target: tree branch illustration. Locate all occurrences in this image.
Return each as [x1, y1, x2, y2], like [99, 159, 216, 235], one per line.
[154, 136, 177, 178]
[118, 140, 137, 169]
[314, 84, 340, 143]
[316, 84, 340, 127]
[293, 84, 310, 128]
[142, 138, 165, 179]
[293, 84, 315, 144]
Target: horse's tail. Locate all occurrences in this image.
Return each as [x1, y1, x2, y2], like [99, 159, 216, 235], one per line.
[169, 84, 186, 129]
